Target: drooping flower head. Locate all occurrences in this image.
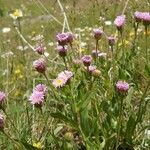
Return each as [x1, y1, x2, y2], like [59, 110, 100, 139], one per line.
[81, 55, 92, 66]
[29, 91, 45, 107]
[56, 33, 69, 46]
[93, 28, 103, 40]
[0, 114, 4, 130]
[116, 81, 129, 93]
[114, 15, 126, 30]
[34, 84, 48, 96]
[33, 58, 46, 73]
[35, 44, 45, 55]
[0, 91, 6, 104]
[57, 45, 67, 57]
[108, 36, 115, 46]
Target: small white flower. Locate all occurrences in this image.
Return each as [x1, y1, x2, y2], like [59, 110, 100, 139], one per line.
[2, 27, 11, 33]
[44, 52, 49, 57]
[105, 21, 112, 26]
[48, 42, 54, 46]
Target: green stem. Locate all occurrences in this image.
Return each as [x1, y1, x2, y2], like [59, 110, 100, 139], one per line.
[116, 97, 123, 150]
[145, 25, 148, 64]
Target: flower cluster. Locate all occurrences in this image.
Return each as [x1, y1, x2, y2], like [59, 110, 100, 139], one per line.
[29, 84, 48, 107]
[52, 70, 73, 88]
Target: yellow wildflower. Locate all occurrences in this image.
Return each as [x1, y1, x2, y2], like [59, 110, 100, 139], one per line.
[33, 142, 43, 149]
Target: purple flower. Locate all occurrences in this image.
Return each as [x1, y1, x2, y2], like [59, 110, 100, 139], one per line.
[142, 12, 150, 26]
[134, 11, 144, 22]
[0, 91, 6, 104]
[66, 32, 74, 44]
[0, 114, 4, 130]
[93, 29, 103, 40]
[57, 45, 67, 57]
[56, 33, 69, 46]
[116, 81, 129, 93]
[35, 44, 45, 55]
[58, 70, 73, 81]
[33, 58, 46, 73]
[34, 84, 48, 96]
[88, 65, 97, 73]
[81, 55, 92, 66]
[107, 36, 115, 46]
[29, 91, 45, 107]
[114, 15, 126, 30]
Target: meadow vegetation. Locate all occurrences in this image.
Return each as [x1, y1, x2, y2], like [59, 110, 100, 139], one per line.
[0, 0, 150, 149]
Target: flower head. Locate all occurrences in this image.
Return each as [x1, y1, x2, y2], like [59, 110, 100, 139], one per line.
[66, 32, 74, 44]
[116, 81, 129, 93]
[33, 58, 46, 73]
[88, 65, 97, 73]
[108, 36, 115, 46]
[9, 9, 23, 19]
[81, 55, 92, 66]
[134, 11, 144, 22]
[142, 12, 150, 26]
[58, 70, 73, 81]
[29, 91, 45, 107]
[92, 69, 101, 77]
[0, 114, 4, 130]
[57, 45, 67, 57]
[0, 91, 6, 104]
[114, 15, 126, 30]
[52, 77, 67, 88]
[35, 44, 45, 55]
[56, 33, 69, 46]
[93, 29, 103, 40]
[34, 84, 48, 95]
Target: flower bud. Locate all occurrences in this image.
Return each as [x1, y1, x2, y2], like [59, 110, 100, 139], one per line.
[33, 58, 46, 73]
[81, 55, 92, 66]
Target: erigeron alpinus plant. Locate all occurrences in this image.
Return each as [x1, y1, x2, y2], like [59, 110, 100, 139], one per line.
[1, 1, 150, 150]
